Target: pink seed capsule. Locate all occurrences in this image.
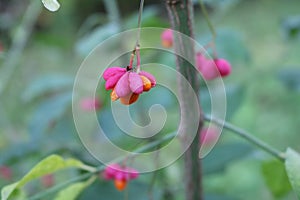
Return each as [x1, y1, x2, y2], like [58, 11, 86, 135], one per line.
[214, 58, 232, 77]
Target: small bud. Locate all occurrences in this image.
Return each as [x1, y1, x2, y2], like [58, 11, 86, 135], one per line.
[0, 166, 12, 180]
[161, 29, 173, 48]
[41, 174, 54, 188]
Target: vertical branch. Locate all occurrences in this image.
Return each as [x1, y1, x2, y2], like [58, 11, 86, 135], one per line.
[165, 0, 204, 200]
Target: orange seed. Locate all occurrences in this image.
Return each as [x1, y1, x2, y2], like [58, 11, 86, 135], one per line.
[114, 179, 127, 191]
[119, 93, 139, 105]
[162, 40, 173, 48]
[111, 89, 119, 101]
[140, 75, 152, 92]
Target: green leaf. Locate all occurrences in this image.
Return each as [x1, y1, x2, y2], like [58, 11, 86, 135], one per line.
[262, 160, 292, 197]
[7, 189, 27, 200]
[22, 74, 73, 102]
[277, 68, 300, 92]
[202, 142, 252, 174]
[1, 155, 94, 200]
[42, 0, 60, 12]
[285, 148, 300, 198]
[54, 176, 96, 200]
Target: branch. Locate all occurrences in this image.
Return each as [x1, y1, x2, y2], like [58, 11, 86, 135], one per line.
[27, 131, 177, 200]
[204, 114, 286, 161]
[165, 0, 203, 199]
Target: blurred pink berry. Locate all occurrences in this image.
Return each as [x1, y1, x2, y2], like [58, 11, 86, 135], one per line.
[103, 164, 139, 181]
[196, 53, 219, 80]
[161, 29, 173, 48]
[200, 126, 219, 146]
[214, 58, 232, 77]
[102, 164, 121, 180]
[103, 66, 156, 105]
[80, 97, 101, 111]
[41, 174, 55, 188]
[0, 166, 12, 180]
[102, 164, 139, 191]
[196, 53, 232, 80]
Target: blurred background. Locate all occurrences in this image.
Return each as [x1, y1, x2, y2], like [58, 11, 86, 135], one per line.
[1, 0, 300, 199]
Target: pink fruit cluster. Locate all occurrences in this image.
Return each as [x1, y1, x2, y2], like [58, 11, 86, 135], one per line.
[196, 53, 231, 80]
[160, 29, 232, 80]
[103, 67, 156, 105]
[102, 164, 139, 191]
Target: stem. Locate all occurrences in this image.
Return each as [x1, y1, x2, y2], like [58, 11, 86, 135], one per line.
[128, 0, 144, 71]
[27, 131, 177, 200]
[147, 146, 160, 200]
[0, 0, 42, 95]
[199, 0, 216, 41]
[136, 45, 141, 72]
[103, 0, 130, 67]
[165, 0, 203, 199]
[134, 132, 176, 153]
[29, 173, 98, 200]
[204, 114, 286, 161]
[136, 0, 145, 46]
[129, 51, 135, 70]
